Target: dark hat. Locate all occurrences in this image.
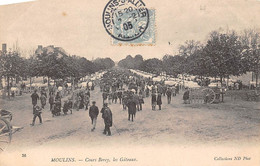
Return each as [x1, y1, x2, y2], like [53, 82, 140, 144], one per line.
[92, 101, 96, 104]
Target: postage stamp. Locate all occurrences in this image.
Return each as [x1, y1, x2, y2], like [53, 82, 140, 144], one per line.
[112, 8, 156, 46]
[103, 0, 155, 45]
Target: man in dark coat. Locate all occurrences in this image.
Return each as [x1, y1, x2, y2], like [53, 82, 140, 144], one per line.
[89, 101, 99, 131]
[63, 100, 69, 115]
[157, 93, 162, 110]
[102, 92, 108, 104]
[162, 85, 167, 96]
[145, 87, 150, 97]
[166, 87, 172, 104]
[126, 95, 137, 121]
[31, 89, 39, 113]
[112, 92, 118, 103]
[117, 90, 123, 104]
[49, 94, 55, 111]
[122, 91, 128, 110]
[101, 103, 112, 136]
[31, 89, 39, 107]
[31, 105, 42, 126]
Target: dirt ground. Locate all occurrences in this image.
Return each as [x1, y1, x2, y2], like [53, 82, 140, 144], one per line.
[0, 86, 259, 153]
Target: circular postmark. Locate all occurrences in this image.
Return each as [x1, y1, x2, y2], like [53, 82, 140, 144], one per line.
[103, 0, 149, 41]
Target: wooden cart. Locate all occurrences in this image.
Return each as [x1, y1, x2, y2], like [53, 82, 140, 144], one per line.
[0, 110, 12, 152]
[189, 87, 218, 104]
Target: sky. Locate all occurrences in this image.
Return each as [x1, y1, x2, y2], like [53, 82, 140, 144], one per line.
[0, 0, 260, 61]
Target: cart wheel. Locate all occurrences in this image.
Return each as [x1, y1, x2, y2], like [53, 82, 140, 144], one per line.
[0, 118, 12, 152]
[202, 88, 216, 104]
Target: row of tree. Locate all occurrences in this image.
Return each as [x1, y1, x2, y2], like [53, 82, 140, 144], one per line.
[0, 45, 115, 96]
[118, 29, 260, 87]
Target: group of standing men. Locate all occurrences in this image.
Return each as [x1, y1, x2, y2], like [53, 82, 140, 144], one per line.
[30, 84, 113, 136]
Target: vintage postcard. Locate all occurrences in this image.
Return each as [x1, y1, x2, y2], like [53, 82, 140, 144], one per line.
[0, 0, 260, 165]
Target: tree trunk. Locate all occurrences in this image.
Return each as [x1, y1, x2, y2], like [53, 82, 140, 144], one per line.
[47, 77, 49, 86]
[47, 76, 50, 92]
[11, 77, 13, 87]
[62, 78, 65, 97]
[182, 74, 185, 90]
[220, 76, 224, 102]
[256, 71, 258, 88]
[256, 57, 259, 88]
[30, 77, 32, 92]
[227, 77, 229, 87]
[16, 76, 19, 84]
[2, 76, 6, 99]
[7, 76, 10, 99]
[72, 77, 75, 106]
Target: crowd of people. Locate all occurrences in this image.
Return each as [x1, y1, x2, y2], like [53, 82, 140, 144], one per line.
[29, 68, 182, 136]
[29, 81, 114, 136]
[99, 68, 181, 122]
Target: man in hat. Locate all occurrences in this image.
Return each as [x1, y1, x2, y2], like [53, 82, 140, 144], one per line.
[101, 102, 112, 136]
[31, 105, 42, 126]
[126, 94, 137, 121]
[89, 101, 99, 131]
[117, 90, 123, 104]
[31, 89, 39, 107]
[31, 89, 39, 114]
[166, 87, 172, 104]
[49, 93, 55, 111]
[157, 93, 162, 110]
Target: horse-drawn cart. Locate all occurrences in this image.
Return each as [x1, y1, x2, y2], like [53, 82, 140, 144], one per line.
[0, 109, 12, 151]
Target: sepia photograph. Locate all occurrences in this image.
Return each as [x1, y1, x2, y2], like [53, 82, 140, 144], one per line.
[0, 0, 260, 165]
